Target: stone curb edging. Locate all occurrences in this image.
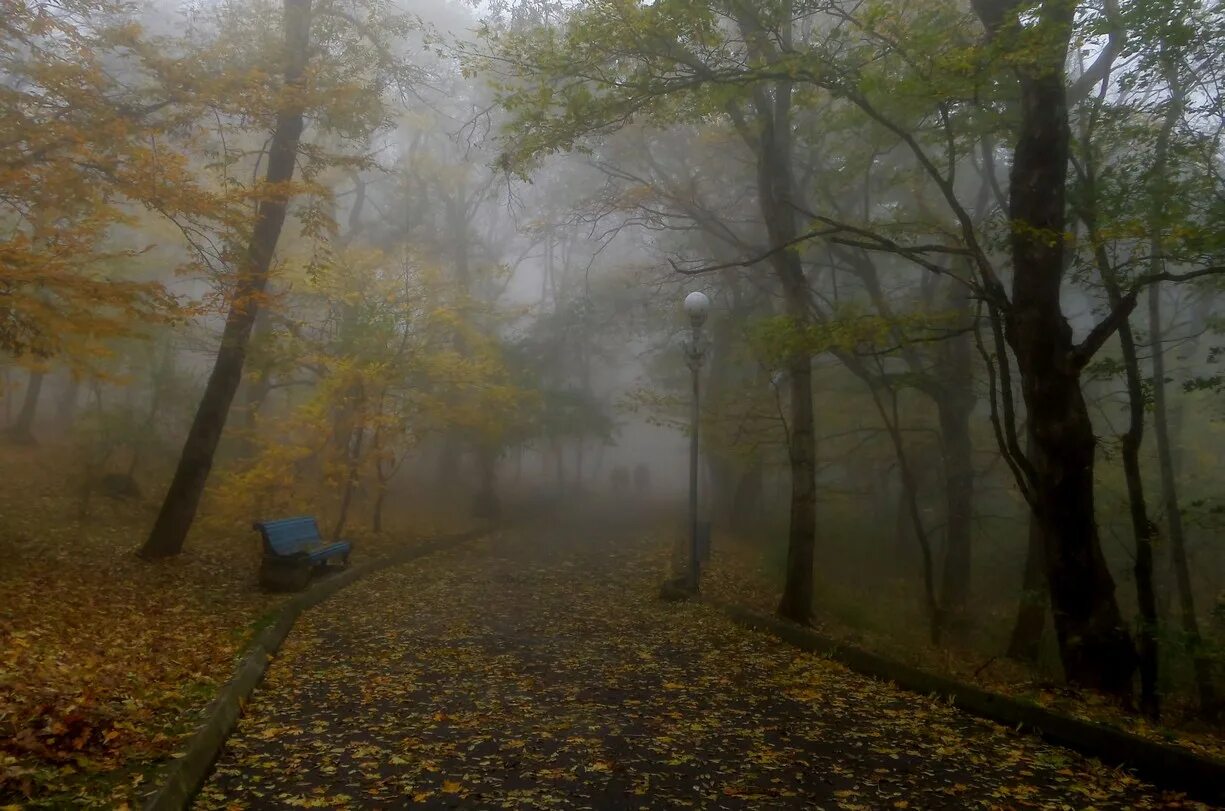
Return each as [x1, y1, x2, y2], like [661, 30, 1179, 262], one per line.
[708, 600, 1225, 806]
[141, 525, 495, 811]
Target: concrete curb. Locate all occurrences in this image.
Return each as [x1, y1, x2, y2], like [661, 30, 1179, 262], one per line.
[709, 600, 1225, 806]
[141, 524, 496, 811]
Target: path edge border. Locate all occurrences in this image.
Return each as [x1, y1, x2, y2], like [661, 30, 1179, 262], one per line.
[141, 525, 495, 811]
[707, 599, 1225, 806]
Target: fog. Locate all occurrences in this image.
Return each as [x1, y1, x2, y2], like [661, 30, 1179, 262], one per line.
[4, 0, 1225, 805]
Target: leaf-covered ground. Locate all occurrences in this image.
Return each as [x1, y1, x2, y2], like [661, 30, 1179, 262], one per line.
[701, 537, 1225, 765]
[200, 510, 1206, 809]
[0, 446, 467, 808]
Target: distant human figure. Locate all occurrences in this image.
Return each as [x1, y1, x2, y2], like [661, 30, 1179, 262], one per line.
[633, 463, 650, 495]
[610, 465, 629, 494]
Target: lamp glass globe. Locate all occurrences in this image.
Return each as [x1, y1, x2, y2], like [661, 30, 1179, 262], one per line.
[683, 291, 710, 326]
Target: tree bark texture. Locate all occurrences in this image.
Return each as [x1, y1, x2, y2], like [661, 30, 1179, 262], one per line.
[140, 0, 312, 559]
[975, 0, 1137, 696]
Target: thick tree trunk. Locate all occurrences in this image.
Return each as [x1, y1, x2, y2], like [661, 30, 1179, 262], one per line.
[9, 369, 44, 443]
[1020, 372, 1137, 681]
[1012, 239, 1135, 696]
[139, 0, 312, 559]
[977, 0, 1136, 696]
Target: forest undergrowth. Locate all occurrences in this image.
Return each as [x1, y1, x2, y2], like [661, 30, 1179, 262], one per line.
[0, 445, 467, 808]
[703, 535, 1225, 765]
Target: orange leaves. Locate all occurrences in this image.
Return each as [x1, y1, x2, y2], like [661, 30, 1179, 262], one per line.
[0, 447, 282, 806]
[0, 1, 210, 365]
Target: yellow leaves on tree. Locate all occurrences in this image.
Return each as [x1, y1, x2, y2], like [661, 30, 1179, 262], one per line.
[0, 1, 229, 363]
[206, 247, 536, 532]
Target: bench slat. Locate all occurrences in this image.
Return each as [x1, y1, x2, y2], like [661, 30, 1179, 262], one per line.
[254, 515, 323, 557]
[308, 541, 351, 562]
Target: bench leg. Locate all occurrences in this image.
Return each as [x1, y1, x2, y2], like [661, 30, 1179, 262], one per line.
[259, 556, 312, 592]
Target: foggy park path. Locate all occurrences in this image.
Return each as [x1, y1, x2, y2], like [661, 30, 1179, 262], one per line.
[198, 510, 1187, 809]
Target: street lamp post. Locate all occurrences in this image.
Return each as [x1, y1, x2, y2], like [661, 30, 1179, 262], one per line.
[682, 291, 709, 593]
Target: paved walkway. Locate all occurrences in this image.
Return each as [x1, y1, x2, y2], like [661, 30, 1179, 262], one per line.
[198, 512, 1193, 809]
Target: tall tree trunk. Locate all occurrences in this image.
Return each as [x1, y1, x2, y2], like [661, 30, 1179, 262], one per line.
[1079, 148, 1160, 715]
[842, 249, 977, 627]
[1117, 316, 1161, 718]
[139, 0, 312, 559]
[240, 311, 274, 458]
[731, 4, 817, 625]
[9, 369, 44, 443]
[1095, 269, 1160, 718]
[332, 423, 364, 540]
[371, 444, 391, 534]
[975, 0, 1136, 696]
[936, 281, 976, 624]
[776, 333, 816, 625]
[1150, 282, 1217, 715]
[937, 394, 974, 625]
[873, 383, 943, 644]
[1147, 58, 1217, 716]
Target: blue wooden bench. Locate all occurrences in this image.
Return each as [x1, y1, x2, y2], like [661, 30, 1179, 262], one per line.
[253, 516, 352, 591]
